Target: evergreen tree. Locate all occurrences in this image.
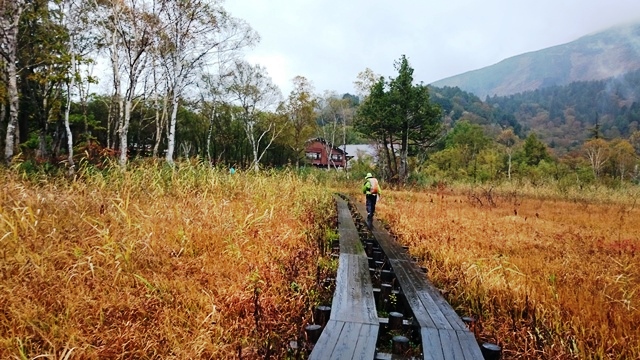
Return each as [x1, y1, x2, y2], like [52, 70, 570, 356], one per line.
[523, 133, 550, 166]
[355, 55, 442, 182]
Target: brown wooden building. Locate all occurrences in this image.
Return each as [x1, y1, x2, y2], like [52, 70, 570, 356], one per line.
[305, 138, 349, 168]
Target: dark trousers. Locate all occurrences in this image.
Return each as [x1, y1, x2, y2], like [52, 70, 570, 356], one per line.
[366, 194, 377, 219]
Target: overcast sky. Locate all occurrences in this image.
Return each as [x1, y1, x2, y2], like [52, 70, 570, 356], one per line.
[224, 0, 640, 97]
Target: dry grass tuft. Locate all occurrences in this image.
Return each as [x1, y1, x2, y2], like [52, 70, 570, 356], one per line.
[372, 186, 640, 359]
[0, 164, 334, 359]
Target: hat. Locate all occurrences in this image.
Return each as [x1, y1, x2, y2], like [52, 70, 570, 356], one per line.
[365, 173, 373, 179]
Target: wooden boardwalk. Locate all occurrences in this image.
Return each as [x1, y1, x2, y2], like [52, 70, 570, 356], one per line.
[309, 196, 379, 359]
[353, 198, 484, 360]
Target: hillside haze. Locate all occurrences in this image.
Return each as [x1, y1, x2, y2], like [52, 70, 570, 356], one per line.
[431, 22, 640, 98]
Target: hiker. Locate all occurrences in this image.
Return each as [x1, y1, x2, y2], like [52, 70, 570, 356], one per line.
[362, 173, 381, 227]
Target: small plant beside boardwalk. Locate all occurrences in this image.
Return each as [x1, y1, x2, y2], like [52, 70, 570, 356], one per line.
[0, 163, 335, 359]
[377, 186, 640, 359]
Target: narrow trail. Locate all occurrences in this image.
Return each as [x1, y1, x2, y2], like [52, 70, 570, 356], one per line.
[308, 195, 485, 360]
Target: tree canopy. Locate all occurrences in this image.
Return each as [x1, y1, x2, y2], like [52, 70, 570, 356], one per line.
[355, 55, 442, 182]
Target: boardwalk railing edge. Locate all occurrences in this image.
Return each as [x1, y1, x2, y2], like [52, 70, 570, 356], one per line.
[348, 194, 485, 360]
[308, 195, 379, 359]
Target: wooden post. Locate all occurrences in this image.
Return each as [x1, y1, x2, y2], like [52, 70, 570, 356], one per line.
[373, 250, 382, 261]
[314, 306, 331, 328]
[389, 312, 403, 330]
[462, 316, 477, 337]
[305, 324, 322, 344]
[365, 241, 373, 256]
[481, 343, 501, 360]
[392, 335, 409, 355]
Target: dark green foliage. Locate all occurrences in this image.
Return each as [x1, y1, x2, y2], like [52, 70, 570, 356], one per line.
[521, 133, 551, 166]
[355, 55, 442, 182]
[487, 71, 640, 151]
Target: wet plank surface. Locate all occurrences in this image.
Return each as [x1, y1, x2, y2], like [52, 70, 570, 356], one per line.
[330, 253, 378, 324]
[309, 196, 379, 359]
[352, 197, 483, 360]
[422, 328, 484, 360]
[310, 320, 378, 360]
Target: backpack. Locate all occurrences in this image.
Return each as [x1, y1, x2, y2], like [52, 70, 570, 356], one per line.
[368, 178, 379, 194]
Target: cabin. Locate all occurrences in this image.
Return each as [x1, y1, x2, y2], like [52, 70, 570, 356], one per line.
[305, 138, 350, 168]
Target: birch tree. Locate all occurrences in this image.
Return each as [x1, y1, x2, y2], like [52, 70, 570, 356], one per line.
[609, 139, 635, 181]
[497, 128, 519, 180]
[0, 0, 28, 164]
[283, 76, 317, 168]
[157, 0, 256, 164]
[150, 55, 169, 158]
[318, 92, 352, 169]
[60, 0, 96, 173]
[201, 71, 229, 164]
[583, 138, 609, 179]
[227, 60, 282, 172]
[99, 0, 157, 167]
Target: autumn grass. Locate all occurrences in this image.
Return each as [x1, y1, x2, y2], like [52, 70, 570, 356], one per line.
[367, 185, 640, 359]
[0, 162, 335, 359]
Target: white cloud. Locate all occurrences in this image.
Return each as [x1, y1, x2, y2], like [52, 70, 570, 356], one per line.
[245, 52, 293, 95]
[226, 0, 640, 95]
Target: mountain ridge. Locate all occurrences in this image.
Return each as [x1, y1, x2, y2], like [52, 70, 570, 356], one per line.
[430, 22, 640, 98]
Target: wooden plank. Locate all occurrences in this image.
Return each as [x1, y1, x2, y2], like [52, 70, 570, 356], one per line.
[456, 330, 484, 360]
[331, 254, 378, 324]
[354, 195, 467, 331]
[352, 323, 379, 360]
[335, 196, 364, 255]
[355, 255, 379, 324]
[422, 327, 445, 360]
[328, 321, 360, 359]
[311, 321, 380, 360]
[439, 329, 465, 360]
[417, 289, 454, 330]
[397, 263, 455, 330]
[391, 263, 437, 328]
[417, 276, 467, 331]
[309, 320, 344, 360]
[353, 201, 411, 262]
[348, 195, 483, 359]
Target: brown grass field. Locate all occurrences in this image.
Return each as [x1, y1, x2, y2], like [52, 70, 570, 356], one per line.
[3, 163, 639, 359]
[369, 184, 640, 359]
[0, 164, 335, 359]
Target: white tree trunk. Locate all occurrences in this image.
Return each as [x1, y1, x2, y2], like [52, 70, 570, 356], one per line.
[165, 61, 183, 164]
[119, 100, 132, 167]
[4, 50, 19, 164]
[110, 27, 122, 152]
[166, 90, 180, 164]
[64, 35, 77, 174]
[2, 3, 24, 164]
[507, 151, 512, 180]
[206, 102, 216, 164]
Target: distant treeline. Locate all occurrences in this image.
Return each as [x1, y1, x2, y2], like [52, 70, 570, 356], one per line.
[430, 69, 640, 155]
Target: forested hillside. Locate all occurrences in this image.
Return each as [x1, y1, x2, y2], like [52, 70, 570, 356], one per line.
[487, 70, 640, 154]
[430, 69, 640, 155]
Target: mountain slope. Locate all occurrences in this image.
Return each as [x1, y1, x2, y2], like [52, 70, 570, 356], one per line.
[431, 22, 640, 98]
